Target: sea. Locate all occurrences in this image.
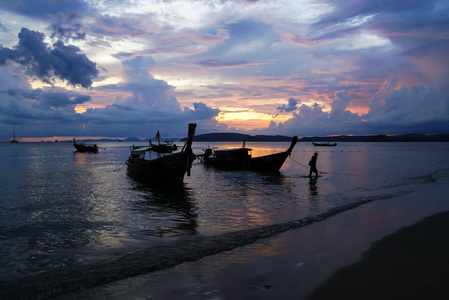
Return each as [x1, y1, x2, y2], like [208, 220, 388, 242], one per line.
[1, 140, 448, 299]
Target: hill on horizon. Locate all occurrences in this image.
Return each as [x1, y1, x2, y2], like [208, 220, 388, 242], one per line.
[183, 132, 449, 142]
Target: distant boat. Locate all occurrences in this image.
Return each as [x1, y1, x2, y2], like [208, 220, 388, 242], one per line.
[149, 139, 178, 154]
[10, 123, 18, 143]
[201, 136, 298, 172]
[73, 138, 99, 153]
[312, 142, 337, 147]
[126, 123, 196, 182]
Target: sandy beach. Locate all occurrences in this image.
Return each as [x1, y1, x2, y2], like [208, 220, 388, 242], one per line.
[57, 170, 449, 300]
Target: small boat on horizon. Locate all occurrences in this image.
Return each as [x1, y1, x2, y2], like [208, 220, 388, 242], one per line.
[312, 142, 337, 147]
[73, 138, 99, 153]
[201, 136, 298, 172]
[126, 123, 196, 182]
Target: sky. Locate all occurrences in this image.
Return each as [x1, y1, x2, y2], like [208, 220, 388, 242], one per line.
[1, 0, 449, 141]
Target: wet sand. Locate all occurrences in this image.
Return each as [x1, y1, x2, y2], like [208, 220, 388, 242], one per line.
[306, 210, 449, 300]
[59, 173, 449, 300]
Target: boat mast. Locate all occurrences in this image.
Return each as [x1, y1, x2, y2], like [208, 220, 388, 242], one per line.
[11, 123, 18, 143]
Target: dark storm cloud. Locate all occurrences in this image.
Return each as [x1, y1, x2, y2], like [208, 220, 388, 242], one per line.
[277, 97, 300, 112]
[0, 87, 91, 125]
[0, 0, 88, 18]
[50, 13, 86, 41]
[184, 102, 221, 119]
[4, 87, 91, 109]
[0, 28, 98, 88]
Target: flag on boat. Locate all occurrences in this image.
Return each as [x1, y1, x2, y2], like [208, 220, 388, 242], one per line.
[155, 130, 161, 143]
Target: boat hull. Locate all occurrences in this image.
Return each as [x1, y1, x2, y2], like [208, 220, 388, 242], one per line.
[203, 136, 298, 172]
[249, 151, 290, 172]
[203, 148, 251, 170]
[312, 142, 337, 146]
[74, 144, 98, 153]
[73, 138, 99, 153]
[127, 150, 195, 182]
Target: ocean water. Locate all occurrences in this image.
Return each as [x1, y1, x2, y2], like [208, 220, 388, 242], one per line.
[1, 141, 448, 298]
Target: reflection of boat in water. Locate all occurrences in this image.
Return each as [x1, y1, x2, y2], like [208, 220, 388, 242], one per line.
[202, 136, 298, 172]
[130, 180, 197, 236]
[73, 138, 99, 153]
[126, 123, 196, 182]
[312, 142, 337, 147]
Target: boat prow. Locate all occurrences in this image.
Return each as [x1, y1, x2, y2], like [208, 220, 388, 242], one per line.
[73, 138, 99, 153]
[202, 136, 298, 172]
[126, 123, 197, 182]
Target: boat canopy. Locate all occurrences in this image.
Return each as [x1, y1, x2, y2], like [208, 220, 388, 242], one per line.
[130, 146, 152, 155]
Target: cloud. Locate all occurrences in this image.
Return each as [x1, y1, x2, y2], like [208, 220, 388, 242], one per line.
[367, 79, 449, 126]
[0, 49, 223, 139]
[257, 77, 449, 136]
[50, 13, 86, 41]
[184, 102, 220, 119]
[329, 91, 361, 122]
[196, 59, 268, 69]
[1, 1, 449, 139]
[0, 28, 98, 88]
[0, 0, 88, 18]
[0, 87, 90, 128]
[277, 97, 300, 112]
[71, 56, 223, 136]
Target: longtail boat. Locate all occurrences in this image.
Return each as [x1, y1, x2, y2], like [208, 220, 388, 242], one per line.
[73, 138, 99, 153]
[312, 142, 337, 147]
[126, 123, 196, 181]
[202, 136, 298, 172]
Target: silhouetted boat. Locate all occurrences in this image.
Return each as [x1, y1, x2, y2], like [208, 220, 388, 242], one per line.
[126, 123, 196, 182]
[10, 123, 18, 143]
[148, 130, 179, 154]
[73, 138, 99, 153]
[202, 136, 298, 172]
[312, 142, 337, 147]
[149, 140, 178, 154]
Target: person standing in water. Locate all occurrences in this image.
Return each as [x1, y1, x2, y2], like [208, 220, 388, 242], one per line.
[308, 152, 318, 177]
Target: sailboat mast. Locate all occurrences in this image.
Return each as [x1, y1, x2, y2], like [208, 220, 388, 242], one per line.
[11, 123, 18, 143]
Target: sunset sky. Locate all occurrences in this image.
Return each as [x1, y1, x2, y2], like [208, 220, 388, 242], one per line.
[1, 0, 448, 141]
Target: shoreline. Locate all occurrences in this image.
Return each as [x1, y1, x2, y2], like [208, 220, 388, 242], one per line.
[306, 210, 449, 300]
[57, 171, 449, 300]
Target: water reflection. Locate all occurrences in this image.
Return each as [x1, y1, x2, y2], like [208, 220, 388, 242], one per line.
[129, 178, 198, 237]
[309, 176, 318, 196]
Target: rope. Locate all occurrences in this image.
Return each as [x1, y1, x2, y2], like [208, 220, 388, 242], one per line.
[215, 170, 275, 196]
[289, 157, 309, 169]
[288, 157, 362, 177]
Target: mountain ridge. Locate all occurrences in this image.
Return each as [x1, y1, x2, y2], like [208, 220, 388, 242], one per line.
[181, 133, 449, 142]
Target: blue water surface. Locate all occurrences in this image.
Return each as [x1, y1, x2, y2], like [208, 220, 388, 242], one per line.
[1, 141, 448, 297]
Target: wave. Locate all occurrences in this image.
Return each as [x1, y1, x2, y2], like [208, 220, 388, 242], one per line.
[1, 189, 418, 300]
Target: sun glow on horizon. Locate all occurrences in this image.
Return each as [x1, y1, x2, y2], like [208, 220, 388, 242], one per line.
[216, 107, 291, 130]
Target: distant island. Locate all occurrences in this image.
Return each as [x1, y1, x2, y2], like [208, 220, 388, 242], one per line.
[181, 133, 449, 142]
[6, 133, 447, 143]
